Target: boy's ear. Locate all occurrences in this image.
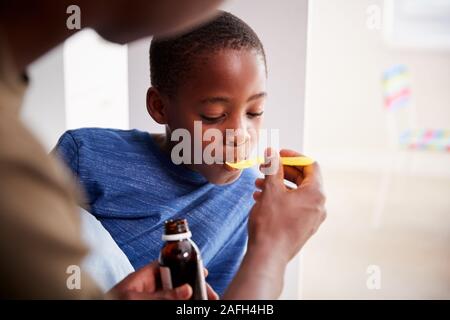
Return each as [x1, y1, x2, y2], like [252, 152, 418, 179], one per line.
[146, 87, 168, 125]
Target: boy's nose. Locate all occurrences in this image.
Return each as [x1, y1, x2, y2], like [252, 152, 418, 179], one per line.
[225, 128, 251, 147]
[225, 117, 252, 146]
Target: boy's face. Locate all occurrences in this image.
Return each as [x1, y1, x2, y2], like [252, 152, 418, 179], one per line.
[160, 49, 267, 185]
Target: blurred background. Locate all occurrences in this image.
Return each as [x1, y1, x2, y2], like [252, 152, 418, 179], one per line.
[302, 0, 450, 299]
[20, 0, 449, 299]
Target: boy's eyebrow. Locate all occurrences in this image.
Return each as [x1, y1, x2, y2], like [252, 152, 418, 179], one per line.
[247, 92, 267, 102]
[200, 97, 230, 105]
[200, 92, 267, 106]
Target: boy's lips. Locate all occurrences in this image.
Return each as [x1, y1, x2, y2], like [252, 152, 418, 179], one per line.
[222, 152, 250, 172]
[199, 141, 251, 171]
[222, 145, 251, 171]
[223, 162, 240, 172]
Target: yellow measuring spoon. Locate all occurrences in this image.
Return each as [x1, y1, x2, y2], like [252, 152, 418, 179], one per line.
[225, 156, 314, 170]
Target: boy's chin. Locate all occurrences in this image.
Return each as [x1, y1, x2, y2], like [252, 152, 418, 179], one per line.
[201, 164, 243, 185]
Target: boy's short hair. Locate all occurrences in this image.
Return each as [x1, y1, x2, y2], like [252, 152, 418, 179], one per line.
[149, 11, 266, 97]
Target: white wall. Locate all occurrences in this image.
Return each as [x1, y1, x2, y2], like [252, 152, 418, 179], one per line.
[22, 46, 67, 151]
[127, 0, 310, 299]
[21, 30, 130, 152]
[64, 29, 129, 131]
[127, 36, 161, 133]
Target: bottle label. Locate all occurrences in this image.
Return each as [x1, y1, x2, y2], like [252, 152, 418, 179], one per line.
[160, 266, 173, 290]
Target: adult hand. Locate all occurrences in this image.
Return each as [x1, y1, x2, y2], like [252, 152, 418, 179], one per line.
[108, 261, 219, 300]
[250, 148, 327, 264]
[223, 148, 326, 299]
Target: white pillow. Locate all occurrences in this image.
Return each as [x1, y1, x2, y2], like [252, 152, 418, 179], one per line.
[79, 208, 134, 292]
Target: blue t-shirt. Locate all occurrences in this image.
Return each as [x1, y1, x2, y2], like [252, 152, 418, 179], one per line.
[55, 128, 257, 295]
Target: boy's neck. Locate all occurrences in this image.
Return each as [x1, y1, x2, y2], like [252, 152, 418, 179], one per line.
[151, 133, 171, 155]
[151, 132, 199, 174]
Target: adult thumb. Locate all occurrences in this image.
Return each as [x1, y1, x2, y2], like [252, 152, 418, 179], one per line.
[260, 148, 284, 188]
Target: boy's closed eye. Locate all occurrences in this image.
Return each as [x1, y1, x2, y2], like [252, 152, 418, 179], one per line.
[247, 110, 264, 118]
[198, 92, 267, 124]
[200, 111, 264, 123]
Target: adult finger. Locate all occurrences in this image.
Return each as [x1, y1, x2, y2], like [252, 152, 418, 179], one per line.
[259, 148, 284, 189]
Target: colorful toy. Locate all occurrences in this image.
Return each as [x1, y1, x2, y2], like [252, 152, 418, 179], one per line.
[399, 129, 450, 152]
[383, 64, 411, 111]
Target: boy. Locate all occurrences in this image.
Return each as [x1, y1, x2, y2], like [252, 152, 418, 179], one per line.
[55, 11, 267, 296]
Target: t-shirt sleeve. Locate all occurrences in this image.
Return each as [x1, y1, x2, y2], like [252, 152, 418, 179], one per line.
[53, 131, 79, 175]
[205, 219, 248, 297]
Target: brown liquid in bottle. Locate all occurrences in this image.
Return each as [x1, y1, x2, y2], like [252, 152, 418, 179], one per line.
[159, 219, 207, 300]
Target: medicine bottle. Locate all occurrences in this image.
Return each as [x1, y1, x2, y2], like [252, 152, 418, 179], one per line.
[159, 219, 207, 300]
